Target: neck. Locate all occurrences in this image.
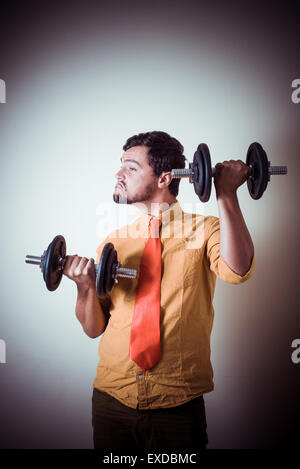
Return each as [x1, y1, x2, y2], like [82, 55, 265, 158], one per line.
[135, 196, 177, 217]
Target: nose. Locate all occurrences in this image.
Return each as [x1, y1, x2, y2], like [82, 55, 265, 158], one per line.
[115, 167, 125, 181]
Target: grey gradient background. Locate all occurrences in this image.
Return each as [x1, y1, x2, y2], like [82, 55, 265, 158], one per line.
[0, 0, 299, 448]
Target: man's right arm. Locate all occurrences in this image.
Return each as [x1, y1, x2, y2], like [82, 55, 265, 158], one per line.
[63, 255, 109, 338]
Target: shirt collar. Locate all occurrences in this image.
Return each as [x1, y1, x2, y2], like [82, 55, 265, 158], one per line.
[138, 200, 183, 231]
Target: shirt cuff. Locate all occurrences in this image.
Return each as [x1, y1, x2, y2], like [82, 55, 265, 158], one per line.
[217, 254, 255, 284]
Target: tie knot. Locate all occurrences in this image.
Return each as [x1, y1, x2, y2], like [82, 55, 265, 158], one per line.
[149, 217, 162, 238]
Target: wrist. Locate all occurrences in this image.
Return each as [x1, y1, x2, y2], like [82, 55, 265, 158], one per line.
[77, 283, 97, 297]
[216, 189, 238, 202]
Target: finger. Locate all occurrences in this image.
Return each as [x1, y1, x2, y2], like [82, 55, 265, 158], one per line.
[83, 258, 95, 275]
[86, 258, 95, 268]
[63, 255, 80, 274]
[73, 257, 88, 274]
[63, 255, 72, 271]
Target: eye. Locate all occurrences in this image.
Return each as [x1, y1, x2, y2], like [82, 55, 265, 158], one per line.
[129, 167, 137, 171]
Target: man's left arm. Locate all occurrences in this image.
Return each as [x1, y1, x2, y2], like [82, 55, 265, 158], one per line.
[214, 159, 254, 276]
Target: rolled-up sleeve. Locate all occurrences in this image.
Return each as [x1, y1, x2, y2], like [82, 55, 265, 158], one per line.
[206, 217, 255, 284]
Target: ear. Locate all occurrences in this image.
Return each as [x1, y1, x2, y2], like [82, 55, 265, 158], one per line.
[158, 171, 173, 189]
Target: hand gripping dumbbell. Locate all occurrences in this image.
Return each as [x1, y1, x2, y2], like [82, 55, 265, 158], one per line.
[25, 235, 136, 298]
[171, 142, 288, 202]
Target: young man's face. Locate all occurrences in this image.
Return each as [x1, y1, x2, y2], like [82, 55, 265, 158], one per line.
[113, 145, 158, 204]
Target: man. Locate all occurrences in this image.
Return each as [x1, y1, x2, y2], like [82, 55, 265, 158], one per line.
[63, 131, 254, 451]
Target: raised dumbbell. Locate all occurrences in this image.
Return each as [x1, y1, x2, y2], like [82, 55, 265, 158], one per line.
[25, 235, 136, 298]
[171, 142, 288, 202]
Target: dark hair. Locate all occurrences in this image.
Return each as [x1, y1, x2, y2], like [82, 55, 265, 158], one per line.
[123, 131, 187, 197]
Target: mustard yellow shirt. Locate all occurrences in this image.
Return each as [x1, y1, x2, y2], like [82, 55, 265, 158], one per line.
[94, 200, 255, 409]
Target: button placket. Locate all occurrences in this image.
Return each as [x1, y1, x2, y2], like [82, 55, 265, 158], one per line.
[136, 372, 147, 407]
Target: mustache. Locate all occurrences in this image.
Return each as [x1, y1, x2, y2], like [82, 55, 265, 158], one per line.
[115, 182, 126, 190]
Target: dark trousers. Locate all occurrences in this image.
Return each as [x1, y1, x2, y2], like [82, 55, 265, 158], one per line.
[92, 388, 208, 451]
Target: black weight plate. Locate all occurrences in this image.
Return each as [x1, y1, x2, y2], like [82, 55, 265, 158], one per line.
[43, 235, 66, 291]
[192, 147, 205, 199]
[198, 143, 212, 202]
[246, 142, 269, 200]
[97, 242, 115, 297]
[105, 248, 118, 295]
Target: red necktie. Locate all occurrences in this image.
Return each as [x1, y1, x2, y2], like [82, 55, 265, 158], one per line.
[129, 217, 162, 371]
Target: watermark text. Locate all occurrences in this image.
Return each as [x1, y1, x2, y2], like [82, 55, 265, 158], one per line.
[291, 78, 300, 104]
[291, 339, 300, 364]
[96, 200, 206, 250]
[0, 78, 6, 103]
[103, 452, 198, 465]
[0, 339, 6, 364]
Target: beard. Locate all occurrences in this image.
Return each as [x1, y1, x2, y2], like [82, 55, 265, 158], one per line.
[113, 180, 156, 204]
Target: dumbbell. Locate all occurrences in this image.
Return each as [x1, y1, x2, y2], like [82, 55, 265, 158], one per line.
[171, 142, 288, 202]
[25, 235, 136, 298]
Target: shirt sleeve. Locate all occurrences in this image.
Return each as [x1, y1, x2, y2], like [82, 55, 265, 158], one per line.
[206, 217, 255, 284]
